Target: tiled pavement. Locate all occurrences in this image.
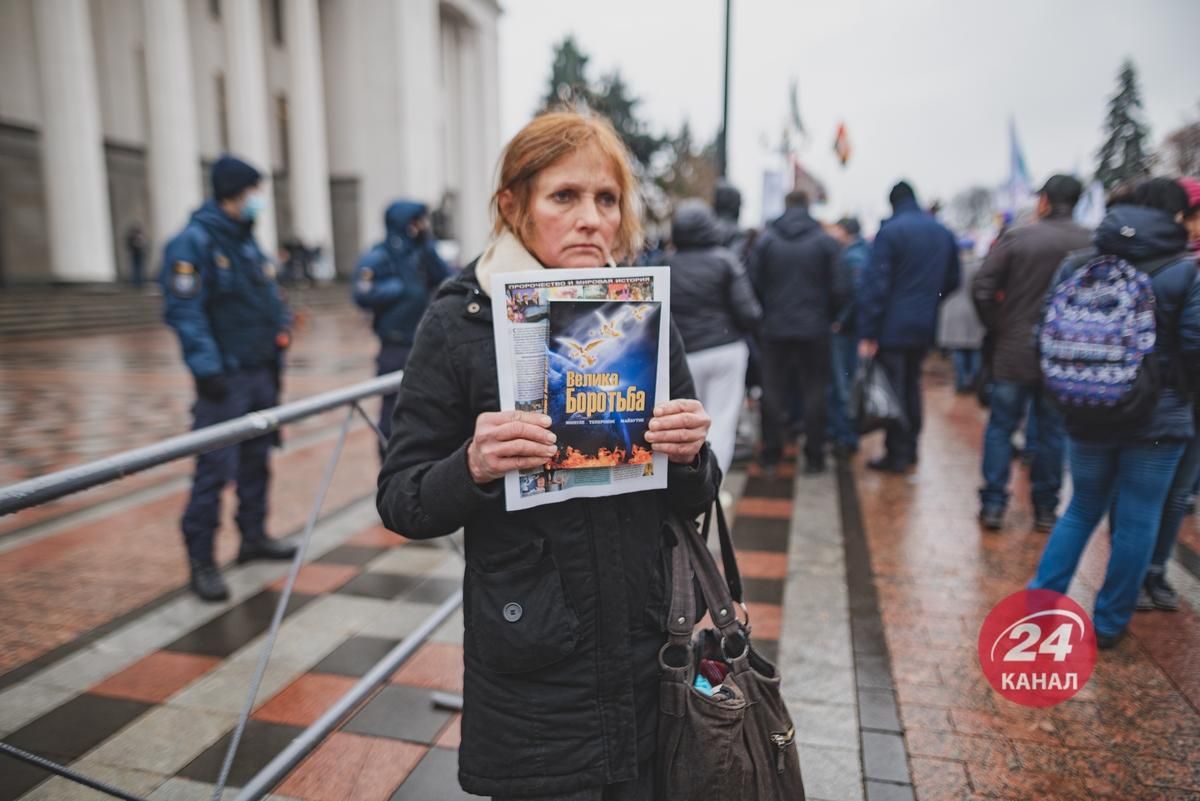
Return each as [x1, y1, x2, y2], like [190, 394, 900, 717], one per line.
[4, 312, 1200, 801]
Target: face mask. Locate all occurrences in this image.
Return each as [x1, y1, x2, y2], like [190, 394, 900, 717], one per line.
[240, 193, 265, 223]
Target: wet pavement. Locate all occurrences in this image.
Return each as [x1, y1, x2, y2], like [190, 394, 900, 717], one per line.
[2, 314, 1200, 800]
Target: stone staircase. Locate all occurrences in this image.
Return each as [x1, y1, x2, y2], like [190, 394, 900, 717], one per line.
[0, 283, 348, 340]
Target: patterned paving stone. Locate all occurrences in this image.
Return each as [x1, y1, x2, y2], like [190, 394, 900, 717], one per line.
[253, 672, 361, 727]
[388, 642, 464, 694]
[343, 684, 453, 745]
[310, 636, 401, 678]
[276, 731, 427, 801]
[179, 719, 306, 786]
[266, 563, 361, 595]
[89, 651, 222, 704]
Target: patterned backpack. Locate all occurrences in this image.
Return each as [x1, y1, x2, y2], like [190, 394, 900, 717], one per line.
[1039, 254, 1160, 426]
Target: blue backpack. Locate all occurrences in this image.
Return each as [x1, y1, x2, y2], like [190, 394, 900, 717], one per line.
[1039, 254, 1160, 425]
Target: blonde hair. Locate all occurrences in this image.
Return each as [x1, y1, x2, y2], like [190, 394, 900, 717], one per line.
[491, 111, 643, 263]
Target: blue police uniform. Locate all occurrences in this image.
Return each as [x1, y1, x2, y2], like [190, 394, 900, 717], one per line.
[352, 201, 451, 447]
[162, 199, 290, 565]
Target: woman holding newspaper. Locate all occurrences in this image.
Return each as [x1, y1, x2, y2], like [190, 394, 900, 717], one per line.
[377, 111, 718, 800]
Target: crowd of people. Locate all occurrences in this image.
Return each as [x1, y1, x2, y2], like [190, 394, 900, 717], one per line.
[151, 106, 1200, 794]
[667, 171, 1200, 652]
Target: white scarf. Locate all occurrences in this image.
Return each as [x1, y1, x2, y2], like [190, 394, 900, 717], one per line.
[473, 229, 616, 297]
[473, 230, 546, 298]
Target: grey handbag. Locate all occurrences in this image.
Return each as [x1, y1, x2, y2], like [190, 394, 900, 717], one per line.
[656, 502, 806, 800]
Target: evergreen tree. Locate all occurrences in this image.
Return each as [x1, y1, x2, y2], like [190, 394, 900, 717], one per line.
[539, 38, 666, 177]
[541, 36, 591, 109]
[1095, 60, 1152, 189]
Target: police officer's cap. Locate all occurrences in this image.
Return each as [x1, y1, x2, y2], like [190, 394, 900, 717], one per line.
[212, 155, 263, 201]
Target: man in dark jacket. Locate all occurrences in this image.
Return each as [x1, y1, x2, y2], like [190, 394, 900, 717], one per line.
[161, 155, 297, 601]
[669, 199, 762, 474]
[749, 190, 842, 472]
[829, 217, 870, 453]
[972, 175, 1091, 531]
[857, 181, 961, 471]
[352, 200, 451, 451]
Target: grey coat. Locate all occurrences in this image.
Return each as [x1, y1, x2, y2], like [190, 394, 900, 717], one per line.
[938, 256, 985, 349]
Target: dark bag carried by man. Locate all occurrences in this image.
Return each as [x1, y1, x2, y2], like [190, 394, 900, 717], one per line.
[851, 356, 908, 435]
[657, 501, 806, 800]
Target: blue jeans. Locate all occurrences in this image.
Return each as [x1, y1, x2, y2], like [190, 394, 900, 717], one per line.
[980, 382, 1064, 510]
[1150, 432, 1200, 573]
[951, 349, 981, 391]
[1030, 439, 1185, 636]
[828, 333, 858, 447]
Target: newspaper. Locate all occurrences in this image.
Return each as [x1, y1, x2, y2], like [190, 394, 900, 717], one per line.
[491, 266, 671, 511]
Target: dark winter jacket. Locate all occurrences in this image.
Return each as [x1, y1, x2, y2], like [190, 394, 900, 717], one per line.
[161, 200, 290, 378]
[856, 199, 961, 348]
[747, 206, 842, 340]
[833, 237, 871, 334]
[352, 201, 451, 345]
[376, 266, 721, 797]
[1053, 206, 1200, 444]
[669, 201, 762, 353]
[972, 212, 1091, 385]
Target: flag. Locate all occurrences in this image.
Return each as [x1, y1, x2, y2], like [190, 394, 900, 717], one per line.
[1006, 117, 1033, 213]
[833, 122, 852, 166]
[788, 79, 804, 138]
[1073, 180, 1107, 229]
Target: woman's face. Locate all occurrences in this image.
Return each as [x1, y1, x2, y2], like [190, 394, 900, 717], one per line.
[517, 146, 622, 268]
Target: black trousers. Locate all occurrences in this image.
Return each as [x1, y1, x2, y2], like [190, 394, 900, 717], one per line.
[759, 337, 830, 464]
[876, 347, 927, 464]
[376, 341, 412, 458]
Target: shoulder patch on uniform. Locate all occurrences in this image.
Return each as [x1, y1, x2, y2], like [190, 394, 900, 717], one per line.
[170, 261, 198, 297]
[214, 252, 231, 269]
[356, 267, 374, 294]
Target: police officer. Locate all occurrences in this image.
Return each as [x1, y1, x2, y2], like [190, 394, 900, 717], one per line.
[352, 201, 451, 452]
[162, 155, 297, 602]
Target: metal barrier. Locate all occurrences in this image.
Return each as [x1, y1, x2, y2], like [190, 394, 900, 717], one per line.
[0, 371, 466, 801]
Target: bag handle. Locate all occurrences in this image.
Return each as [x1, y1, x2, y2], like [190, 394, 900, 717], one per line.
[700, 497, 743, 603]
[679, 516, 744, 643]
[666, 522, 697, 648]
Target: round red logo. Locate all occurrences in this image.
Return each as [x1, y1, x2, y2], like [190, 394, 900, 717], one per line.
[977, 589, 1097, 708]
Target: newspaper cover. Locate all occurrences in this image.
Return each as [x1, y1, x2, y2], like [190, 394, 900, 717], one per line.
[491, 267, 670, 511]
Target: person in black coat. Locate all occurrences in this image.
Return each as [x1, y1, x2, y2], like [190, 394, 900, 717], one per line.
[669, 199, 761, 474]
[376, 111, 720, 800]
[747, 189, 842, 473]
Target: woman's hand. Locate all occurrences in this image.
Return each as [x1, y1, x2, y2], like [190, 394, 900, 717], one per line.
[646, 399, 711, 465]
[467, 411, 558, 484]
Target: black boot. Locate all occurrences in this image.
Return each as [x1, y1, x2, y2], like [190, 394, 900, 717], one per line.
[190, 560, 229, 602]
[237, 537, 298, 565]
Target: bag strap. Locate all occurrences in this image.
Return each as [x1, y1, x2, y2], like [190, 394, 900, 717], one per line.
[666, 523, 697, 648]
[700, 497, 744, 603]
[1139, 251, 1191, 278]
[679, 516, 743, 642]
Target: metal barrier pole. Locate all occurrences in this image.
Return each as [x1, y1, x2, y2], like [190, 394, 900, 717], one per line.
[0, 372, 406, 516]
[211, 406, 356, 801]
[232, 589, 464, 801]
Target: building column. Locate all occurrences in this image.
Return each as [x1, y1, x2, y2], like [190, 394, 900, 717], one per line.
[142, 0, 201, 250]
[31, 0, 116, 283]
[222, 0, 277, 256]
[287, 0, 335, 279]
[457, 24, 489, 260]
[396, 0, 442, 202]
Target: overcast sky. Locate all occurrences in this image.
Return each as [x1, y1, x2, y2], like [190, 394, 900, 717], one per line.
[497, 0, 1200, 232]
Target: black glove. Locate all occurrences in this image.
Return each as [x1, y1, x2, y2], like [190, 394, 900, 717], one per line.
[196, 374, 229, 402]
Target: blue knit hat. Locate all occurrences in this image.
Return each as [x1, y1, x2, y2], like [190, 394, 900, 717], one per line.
[211, 155, 262, 201]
